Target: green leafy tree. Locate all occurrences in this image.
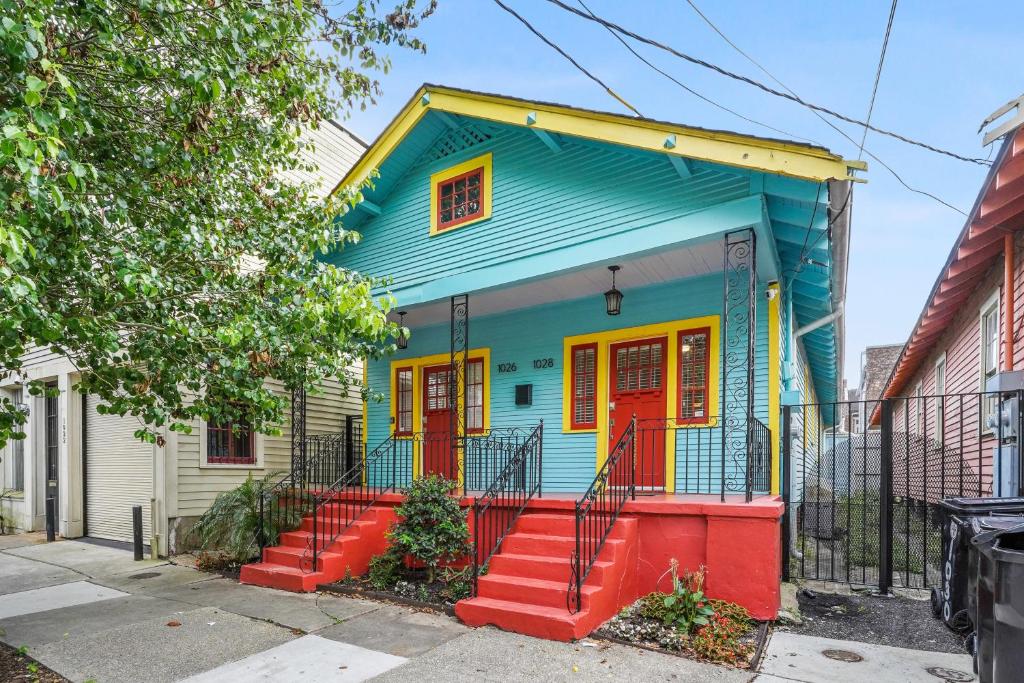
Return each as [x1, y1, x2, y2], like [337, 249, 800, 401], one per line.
[0, 0, 435, 447]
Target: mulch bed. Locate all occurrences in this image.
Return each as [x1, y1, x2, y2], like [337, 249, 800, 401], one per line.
[0, 643, 67, 683]
[780, 589, 968, 654]
[323, 568, 468, 612]
[594, 597, 765, 669]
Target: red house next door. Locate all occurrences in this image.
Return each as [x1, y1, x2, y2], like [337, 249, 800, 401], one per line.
[609, 337, 667, 490]
[422, 364, 456, 479]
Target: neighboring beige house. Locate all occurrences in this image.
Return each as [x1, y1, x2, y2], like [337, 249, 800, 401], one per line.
[0, 121, 368, 553]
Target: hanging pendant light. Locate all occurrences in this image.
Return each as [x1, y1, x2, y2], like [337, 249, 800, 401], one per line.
[396, 311, 408, 349]
[604, 265, 623, 316]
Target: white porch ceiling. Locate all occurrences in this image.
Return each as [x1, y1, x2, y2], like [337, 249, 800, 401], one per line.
[394, 239, 723, 327]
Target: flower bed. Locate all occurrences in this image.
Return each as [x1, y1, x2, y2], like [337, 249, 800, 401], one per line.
[595, 561, 761, 667]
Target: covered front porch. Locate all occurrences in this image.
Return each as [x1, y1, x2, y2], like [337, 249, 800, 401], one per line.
[361, 226, 775, 502]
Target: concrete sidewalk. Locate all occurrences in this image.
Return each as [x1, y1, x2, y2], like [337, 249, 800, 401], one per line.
[0, 536, 747, 682]
[755, 630, 976, 682]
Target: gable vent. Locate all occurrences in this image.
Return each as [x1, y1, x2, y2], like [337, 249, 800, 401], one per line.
[426, 123, 493, 162]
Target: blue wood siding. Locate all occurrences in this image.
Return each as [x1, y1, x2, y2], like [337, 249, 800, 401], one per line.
[365, 274, 771, 492]
[328, 125, 750, 297]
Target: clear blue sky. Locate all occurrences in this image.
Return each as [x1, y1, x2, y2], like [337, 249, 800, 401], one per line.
[339, 0, 1024, 386]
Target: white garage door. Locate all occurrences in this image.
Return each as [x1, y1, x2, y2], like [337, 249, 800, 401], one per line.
[85, 395, 153, 543]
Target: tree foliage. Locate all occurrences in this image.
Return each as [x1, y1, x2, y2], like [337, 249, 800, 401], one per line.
[0, 0, 435, 446]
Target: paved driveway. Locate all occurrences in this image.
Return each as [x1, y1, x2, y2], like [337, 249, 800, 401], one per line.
[0, 535, 747, 682]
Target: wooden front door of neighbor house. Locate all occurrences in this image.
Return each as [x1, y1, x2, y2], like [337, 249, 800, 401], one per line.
[422, 364, 456, 480]
[609, 337, 667, 489]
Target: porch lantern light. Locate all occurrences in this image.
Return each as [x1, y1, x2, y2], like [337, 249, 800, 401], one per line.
[396, 311, 409, 350]
[604, 265, 623, 316]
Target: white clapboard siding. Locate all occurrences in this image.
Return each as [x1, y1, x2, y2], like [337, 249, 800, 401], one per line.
[85, 395, 153, 543]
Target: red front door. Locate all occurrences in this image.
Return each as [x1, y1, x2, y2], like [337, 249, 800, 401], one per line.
[422, 364, 456, 479]
[609, 337, 667, 489]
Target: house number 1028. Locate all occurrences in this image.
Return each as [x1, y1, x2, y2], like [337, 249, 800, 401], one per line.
[532, 358, 554, 369]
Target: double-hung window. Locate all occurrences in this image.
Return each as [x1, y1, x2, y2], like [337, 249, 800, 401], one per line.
[981, 294, 1000, 430]
[395, 367, 413, 436]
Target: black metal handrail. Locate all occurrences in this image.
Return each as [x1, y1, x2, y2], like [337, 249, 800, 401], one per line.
[255, 468, 315, 559]
[470, 421, 543, 596]
[567, 416, 636, 614]
[305, 433, 413, 572]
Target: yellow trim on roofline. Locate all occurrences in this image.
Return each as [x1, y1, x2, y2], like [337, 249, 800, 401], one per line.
[561, 316, 721, 494]
[331, 85, 866, 199]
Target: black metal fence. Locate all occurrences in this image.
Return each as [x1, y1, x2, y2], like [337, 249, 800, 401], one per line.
[783, 390, 1024, 592]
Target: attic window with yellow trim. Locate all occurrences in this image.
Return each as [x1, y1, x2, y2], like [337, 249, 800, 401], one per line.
[429, 152, 493, 235]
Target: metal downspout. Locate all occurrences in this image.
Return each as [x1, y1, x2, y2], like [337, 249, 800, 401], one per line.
[1005, 232, 1015, 372]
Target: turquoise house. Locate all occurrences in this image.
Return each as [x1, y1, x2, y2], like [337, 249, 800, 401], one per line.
[242, 85, 865, 637]
[324, 85, 860, 499]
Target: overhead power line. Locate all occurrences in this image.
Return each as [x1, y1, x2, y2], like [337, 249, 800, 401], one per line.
[575, 0, 820, 145]
[491, 0, 644, 117]
[548, 0, 990, 166]
[858, 0, 899, 159]
[676, 0, 968, 215]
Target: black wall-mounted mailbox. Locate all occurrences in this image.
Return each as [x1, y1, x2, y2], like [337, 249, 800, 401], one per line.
[515, 384, 533, 406]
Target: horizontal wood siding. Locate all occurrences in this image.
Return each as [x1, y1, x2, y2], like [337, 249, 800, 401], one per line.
[330, 126, 750, 293]
[175, 372, 362, 518]
[365, 275, 771, 492]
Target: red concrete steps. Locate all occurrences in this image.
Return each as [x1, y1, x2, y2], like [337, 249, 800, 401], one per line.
[455, 511, 640, 641]
[240, 503, 396, 592]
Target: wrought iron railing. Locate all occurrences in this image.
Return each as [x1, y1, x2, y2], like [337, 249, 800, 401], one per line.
[255, 469, 315, 557]
[747, 417, 772, 500]
[305, 434, 414, 571]
[635, 416, 771, 499]
[568, 416, 636, 614]
[470, 422, 543, 596]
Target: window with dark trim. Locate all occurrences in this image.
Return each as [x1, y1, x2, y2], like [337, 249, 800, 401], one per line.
[206, 417, 255, 465]
[571, 343, 597, 429]
[467, 358, 485, 433]
[395, 366, 413, 435]
[678, 328, 710, 422]
[437, 166, 484, 231]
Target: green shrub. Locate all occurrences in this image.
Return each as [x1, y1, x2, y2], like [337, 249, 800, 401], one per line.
[367, 550, 404, 590]
[191, 472, 302, 562]
[388, 475, 471, 583]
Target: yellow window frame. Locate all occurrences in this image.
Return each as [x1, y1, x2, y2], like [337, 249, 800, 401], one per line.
[561, 316, 721, 494]
[429, 153, 493, 236]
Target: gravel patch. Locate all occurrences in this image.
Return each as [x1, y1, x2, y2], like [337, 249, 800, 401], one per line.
[779, 589, 968, 654]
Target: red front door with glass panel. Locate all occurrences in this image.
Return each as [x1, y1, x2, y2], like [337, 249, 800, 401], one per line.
[609, 337, 668, 489]
[422, 364, 455, 479]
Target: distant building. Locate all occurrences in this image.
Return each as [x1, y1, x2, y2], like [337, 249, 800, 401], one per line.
[844, 344, 903, 432]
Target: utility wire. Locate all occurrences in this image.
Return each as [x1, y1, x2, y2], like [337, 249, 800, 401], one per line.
[548, 0, 990, 166]
[857, 0, 899, 159]
[679, 0, 967, 216]
[575, 0, 819, 146]
[491, 0, 644, 117]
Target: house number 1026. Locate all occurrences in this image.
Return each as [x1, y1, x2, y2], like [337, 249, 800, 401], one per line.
[532, 358, 554, 369]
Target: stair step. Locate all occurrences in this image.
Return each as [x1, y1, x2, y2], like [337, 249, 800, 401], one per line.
[262, 544, 343, 572]
[513, 513, 577, 535]
[476, 573, 598, 610]
[455, 597, 589, 642]
[239, 562, 325, 592]
[500, 533, 624, 558]
[299, 515, 375, 534]
[487, 552, 611, 583]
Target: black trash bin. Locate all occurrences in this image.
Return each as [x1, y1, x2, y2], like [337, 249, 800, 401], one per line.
[970, 522, 1024, 683]
[932, 497, 1024, 632]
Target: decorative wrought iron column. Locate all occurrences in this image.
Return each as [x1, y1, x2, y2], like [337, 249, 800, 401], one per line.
[721, 229, 757, 502]
[450, 294, 469, 488]
[291, 387, 307, 484]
